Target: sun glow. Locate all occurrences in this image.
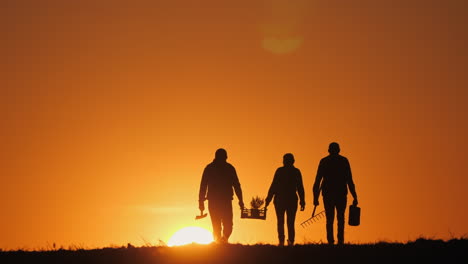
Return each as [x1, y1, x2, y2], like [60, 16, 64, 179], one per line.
[167, 227, 214, 246]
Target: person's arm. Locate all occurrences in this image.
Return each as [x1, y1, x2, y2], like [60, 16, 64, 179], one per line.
[265, 169, 279, 208]
[297, 169, 306, 211]
[345, 158, 358, 205]
[232, 167, 244, 209]
[313, 160, 324, 206]
[198, 167, 209, 211]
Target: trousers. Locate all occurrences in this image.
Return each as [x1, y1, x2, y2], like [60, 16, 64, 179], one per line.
[208, 199, 233, 242]
[274, 200, 298, 244]
[323, 195, 347, 244]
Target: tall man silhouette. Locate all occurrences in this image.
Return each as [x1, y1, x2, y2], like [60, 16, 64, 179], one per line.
[199, 148, 245, 244]
[313, 142, 358, 245]
[265, 153, 305, 246]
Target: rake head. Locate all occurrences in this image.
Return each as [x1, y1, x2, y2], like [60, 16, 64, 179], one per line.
[300, 208, 326, 228]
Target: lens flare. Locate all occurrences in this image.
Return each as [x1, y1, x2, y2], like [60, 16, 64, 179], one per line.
[262, 37, 303, 54]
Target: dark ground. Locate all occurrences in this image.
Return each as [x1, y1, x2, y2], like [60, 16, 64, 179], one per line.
[1, 239, 466, 264]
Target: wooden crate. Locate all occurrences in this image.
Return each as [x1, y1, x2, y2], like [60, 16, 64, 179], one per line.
[241, 208, 267, 220]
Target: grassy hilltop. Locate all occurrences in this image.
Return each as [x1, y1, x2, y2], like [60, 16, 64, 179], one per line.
[1, 238, 466, 264]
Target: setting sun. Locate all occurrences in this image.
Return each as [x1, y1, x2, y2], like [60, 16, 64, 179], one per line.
[167, 227, 214, 247]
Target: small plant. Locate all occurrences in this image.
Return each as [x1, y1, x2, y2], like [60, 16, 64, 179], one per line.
[250, 196, 265, 209]
[241, 196, 267, 219]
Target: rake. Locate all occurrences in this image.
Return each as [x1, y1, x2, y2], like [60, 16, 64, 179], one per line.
[300, 205, 325, 228]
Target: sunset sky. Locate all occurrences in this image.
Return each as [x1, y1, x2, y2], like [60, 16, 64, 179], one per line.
[2, 0, 467, 249]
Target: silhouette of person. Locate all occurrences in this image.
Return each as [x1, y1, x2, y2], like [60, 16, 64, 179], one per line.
[313, 142, 358, 245]
[198, 148, 245, 244]
[265, 153, 305, 246]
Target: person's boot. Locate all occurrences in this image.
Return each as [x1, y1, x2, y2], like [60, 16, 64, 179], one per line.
[287, 240, 294, 246]
[278, 234, 285, 246]
[220, 237, 228, 244]
[278, 239, 285, 246]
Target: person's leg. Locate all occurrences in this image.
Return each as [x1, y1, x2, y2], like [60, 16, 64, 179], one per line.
[336, 196, 347, 245]
[208, 200, 222, 242]
[221, 201, 233, 243]
[274, 202, 286, 245]
[323, 196, 335, 245]
[286, 201, 298, 245]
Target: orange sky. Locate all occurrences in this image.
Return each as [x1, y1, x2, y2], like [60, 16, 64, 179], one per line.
[2, 0, 467, 249]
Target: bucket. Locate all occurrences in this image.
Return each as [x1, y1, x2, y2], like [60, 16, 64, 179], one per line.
[348, 205, 361, 226]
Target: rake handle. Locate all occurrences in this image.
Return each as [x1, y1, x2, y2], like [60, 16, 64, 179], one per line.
[312, 205, 317, 217]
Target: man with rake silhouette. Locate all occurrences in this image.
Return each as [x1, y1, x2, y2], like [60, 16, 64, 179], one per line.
[313, 142, 358, 245]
